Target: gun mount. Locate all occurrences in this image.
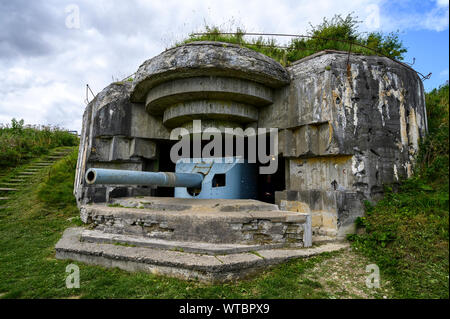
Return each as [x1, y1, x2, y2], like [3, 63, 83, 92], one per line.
[85, 157, 258, 200]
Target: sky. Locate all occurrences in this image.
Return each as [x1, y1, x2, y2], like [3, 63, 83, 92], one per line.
[0, 0, 448, 132]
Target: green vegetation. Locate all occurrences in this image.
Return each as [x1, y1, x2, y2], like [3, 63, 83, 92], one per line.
[0, 119, 78, 170]
[0, 149, 385, 298]
[37, 150, 79, 209]
[348, 83, 449, 299]
[0, 86, 446, 299]
[181, 14, 407, 65]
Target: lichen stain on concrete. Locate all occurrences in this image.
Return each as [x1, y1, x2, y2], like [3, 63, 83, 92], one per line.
[351, 156, 365, 177]
[408, 107, 420, 153]
[399, 101, 408, 146]
[393, 164, 399, 181]
[331, 63, 360, 135]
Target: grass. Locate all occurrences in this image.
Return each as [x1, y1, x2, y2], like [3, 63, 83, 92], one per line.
[0, 118, 78, 170]
[181, 14, 407, 66]
[0, 149, 384, 299]
[0, 85, 446, 299]
[348, 83, 449, 299]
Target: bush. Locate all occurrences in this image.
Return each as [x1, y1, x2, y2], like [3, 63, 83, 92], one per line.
[0, 119, 79, 169]
[181, 13, 407, 65]
[417, 83, 449, 184]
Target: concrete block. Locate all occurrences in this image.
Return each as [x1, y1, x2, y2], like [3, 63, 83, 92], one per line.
[55, 227, 347, 282]
[130, 138, 157, 159]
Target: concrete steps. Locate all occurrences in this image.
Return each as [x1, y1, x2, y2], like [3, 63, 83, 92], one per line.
[56, 227, 348, 283]
[81, 229, 285, 255]
[312, 235, 339, 244]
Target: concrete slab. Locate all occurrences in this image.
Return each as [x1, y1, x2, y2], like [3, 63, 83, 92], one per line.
[80, 201, 311, 246]
[55, 227, 348, 282]
[111, 196, 279, 212]
[80, 229, 286, 255]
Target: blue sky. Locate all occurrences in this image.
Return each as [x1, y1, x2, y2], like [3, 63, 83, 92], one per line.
[0, 0, 448, 131]
[402, 29, 449, 91]
[380, 0, 449, 91]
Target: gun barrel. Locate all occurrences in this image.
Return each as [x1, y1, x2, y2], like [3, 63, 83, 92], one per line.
[85, 168, 203, 188]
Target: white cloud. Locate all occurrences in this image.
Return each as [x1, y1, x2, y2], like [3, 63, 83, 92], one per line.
[436, 0, 449, 8]
[379, 0, 449, 32]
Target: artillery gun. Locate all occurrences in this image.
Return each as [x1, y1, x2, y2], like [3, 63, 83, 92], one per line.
[85, 157, 258, 199]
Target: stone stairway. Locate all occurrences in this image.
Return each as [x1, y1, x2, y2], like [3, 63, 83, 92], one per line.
[0, 147, 75, 210]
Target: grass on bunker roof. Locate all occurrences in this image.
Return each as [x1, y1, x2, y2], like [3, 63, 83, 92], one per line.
[180, 14, 407, 66]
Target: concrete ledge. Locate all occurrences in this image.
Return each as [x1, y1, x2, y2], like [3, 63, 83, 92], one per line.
[162, 100, 259, 128]
[110, 197, 280, 212]
[82, 208, 311, 245]
[56, 227, 348, 282]
[80, 229, 286, 255]
[131, 41, 290, 102]
[80, 200, 312, 246]
[146, 76, 273, 115]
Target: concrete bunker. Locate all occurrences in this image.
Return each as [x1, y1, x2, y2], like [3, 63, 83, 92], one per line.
[57, 41, 427, 281]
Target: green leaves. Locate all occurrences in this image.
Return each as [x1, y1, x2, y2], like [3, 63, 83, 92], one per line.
[181, 13, 407, 66]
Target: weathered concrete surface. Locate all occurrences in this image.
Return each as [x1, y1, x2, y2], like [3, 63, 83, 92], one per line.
[80, 229, 286, 255]
[146, 76, 273, 115]
[55, 227, 348, 282]
[134, 44, 288, 129]
[162, 100, 259, 127]
[110, 196, 279, 211]
[80, 197, 312, 247]
[131, 41, 290, 103]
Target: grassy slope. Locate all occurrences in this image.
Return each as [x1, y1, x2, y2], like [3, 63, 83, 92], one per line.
[0, 149, 387, 299]
[0, 119, 78, 170]
[349, 83, 449, 299]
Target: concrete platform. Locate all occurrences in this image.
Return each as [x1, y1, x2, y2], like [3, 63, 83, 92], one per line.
[80, 197, 312, 246]
[80, 229, 286, 255]
[56, 227, 348, 282]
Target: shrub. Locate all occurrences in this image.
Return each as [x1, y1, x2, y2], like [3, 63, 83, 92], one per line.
[181, 13, 407, 65]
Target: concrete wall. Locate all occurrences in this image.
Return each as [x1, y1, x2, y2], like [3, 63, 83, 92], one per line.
[75, 43, 427, 238]
[271, 50, 426, 237]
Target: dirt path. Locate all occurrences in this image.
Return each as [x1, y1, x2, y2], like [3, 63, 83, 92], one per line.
[301, 247, 393, 298]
